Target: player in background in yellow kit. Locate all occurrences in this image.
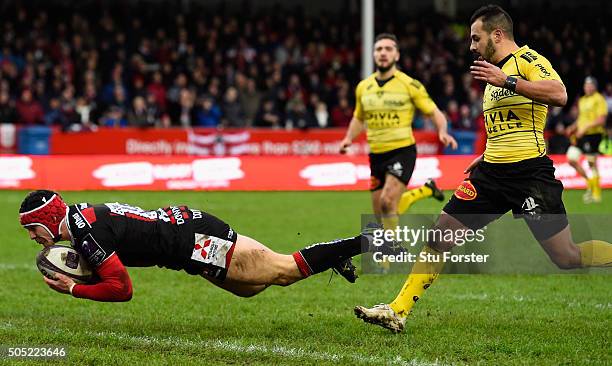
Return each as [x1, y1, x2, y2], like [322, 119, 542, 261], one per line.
[354, 5, 612, 333]
[566, 76, 608, 203]
[339, 33, 457, 234]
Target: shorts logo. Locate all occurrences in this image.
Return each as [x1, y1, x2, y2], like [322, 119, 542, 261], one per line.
[522, 196, 540, 215]
[390, 162, 403, 176]
[195, 238, 212, 258]
[454, 180, 477, 201]
[192, 233, 234, 269]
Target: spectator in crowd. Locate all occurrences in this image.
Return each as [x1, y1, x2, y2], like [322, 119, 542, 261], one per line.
[313, 101, 329, 128]
[196, 95, 222, 127]
[457, 104, 477, 131]
[222, 86, 246, 127]
[100, 106, 127, 128]
[15, 89, 44, 125]
[43, 97, 68, 128]
[254, 99, 283, 128]
[330, 97, 352, 127]
[445, 100, 461, 129]
[285, 97, 317, 130]
[147, 71, 167, 112]
[127, 96, 153, 128]
[239, 78, 262, 125]
[0, 0, 607, 144]
[0, 91, 17, 123]
[169, 88, 197, 127]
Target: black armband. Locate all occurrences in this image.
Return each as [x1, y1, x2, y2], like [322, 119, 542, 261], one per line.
[504, 76, 518, 92]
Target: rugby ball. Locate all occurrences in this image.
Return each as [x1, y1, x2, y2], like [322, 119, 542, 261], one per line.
[36, 245, 93, 284]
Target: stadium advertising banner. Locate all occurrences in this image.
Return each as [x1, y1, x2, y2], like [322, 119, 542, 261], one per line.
[0, 154, 610, 191]
[48, 127, 442, 155]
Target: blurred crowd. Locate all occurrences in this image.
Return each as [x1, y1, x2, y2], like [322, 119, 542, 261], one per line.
[0, 1, 610, 140]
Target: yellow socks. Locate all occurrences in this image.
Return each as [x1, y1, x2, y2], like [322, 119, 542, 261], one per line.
[398, 186, 433, 214]
[578, 240, 612, 267]
[381, 215, 399, 232]
[389, 245, 444, 317]
[590, 176, 601, 201]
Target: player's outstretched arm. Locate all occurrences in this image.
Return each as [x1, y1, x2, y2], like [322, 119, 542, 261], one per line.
[339, 117, 365, 154]
[44, 253, 133, 302]
[429, 107, 458, 149]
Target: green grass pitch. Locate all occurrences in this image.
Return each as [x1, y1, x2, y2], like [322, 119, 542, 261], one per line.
[0, 190, 610, 365]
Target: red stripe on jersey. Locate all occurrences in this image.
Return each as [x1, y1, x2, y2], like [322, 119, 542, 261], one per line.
[125, 212, 156, 222]
[225, 242, 236, 269]
[182, 212, 189, 219]
[81, 207, 97, 224]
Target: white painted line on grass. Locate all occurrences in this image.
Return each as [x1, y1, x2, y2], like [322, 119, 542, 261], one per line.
[0, 263, 37, 270]
[51, 329, 448, 366]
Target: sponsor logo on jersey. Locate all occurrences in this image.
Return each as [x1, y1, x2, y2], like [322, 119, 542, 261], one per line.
[490, 88, 518, 102]
[454, 180, 477, 201]
[165, 206, 189, 225]
[534, 63, 551, 77]
[72, 212, 86, 229]
[191, 209, 203, 220]
[80, 233, 107, 266]
[383, 99, 406, 107]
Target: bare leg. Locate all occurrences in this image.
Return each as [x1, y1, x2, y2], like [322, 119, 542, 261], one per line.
[568, 159, 588, 179]
[380, 174, 406, 218]
[538, 225, 582, 269]
[203, 275, 268, 298]
[379, 174, 406, 230]
[223, 234, 303, 286]
[371, 189, 383, 219]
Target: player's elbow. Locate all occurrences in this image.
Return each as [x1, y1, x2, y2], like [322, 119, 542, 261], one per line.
[550, 88, 567, 107]
[119, 279, 133, 302]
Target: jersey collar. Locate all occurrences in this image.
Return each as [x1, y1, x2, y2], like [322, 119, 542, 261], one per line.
[496, 45, 529, 68]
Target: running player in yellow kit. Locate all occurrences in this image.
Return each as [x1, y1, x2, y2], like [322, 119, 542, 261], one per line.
[339, 33, 457, 233]
[354, 5, 612, 333]
[566, 77, 608, 203]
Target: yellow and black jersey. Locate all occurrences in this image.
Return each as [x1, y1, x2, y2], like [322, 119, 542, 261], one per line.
[577, 92, 608, 136]
[482, 45, 563, 163]
[353, 70, 437, 154]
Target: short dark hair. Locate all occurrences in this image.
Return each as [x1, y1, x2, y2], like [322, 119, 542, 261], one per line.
[374, 33, 399, 48]
[470, 4, 514, 40]
[19, 190, 59, 213]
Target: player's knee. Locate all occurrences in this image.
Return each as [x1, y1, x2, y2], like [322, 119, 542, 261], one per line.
[380, 195, 395, 214]
[566, 146, 582, 163]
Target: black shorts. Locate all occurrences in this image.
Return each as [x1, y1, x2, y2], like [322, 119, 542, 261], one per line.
[183, 210, 238, 281]
[443, 156, 568, 241]
[576, 134, 602, 155]
[368, 145, 417, 191]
